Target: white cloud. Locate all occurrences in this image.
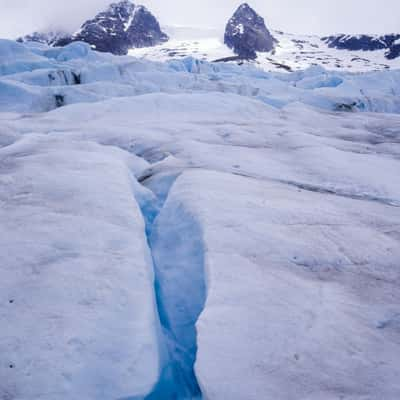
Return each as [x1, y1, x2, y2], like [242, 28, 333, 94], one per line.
[0, 0, 398, 38]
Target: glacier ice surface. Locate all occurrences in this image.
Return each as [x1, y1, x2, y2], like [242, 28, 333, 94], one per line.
[1, 39, 400, 399]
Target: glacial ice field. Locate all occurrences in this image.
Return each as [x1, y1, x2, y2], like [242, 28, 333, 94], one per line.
[1, 39, 400, 400]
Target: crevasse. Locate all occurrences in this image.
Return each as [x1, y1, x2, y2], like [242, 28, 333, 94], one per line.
[134, 171, 206, 400]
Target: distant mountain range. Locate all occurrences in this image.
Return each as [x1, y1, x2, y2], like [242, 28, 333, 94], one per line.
[17, 1, 400, 71]
[322, 34, 400, 60]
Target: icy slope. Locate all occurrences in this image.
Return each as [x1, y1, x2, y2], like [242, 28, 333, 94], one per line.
[169, 169, 400, 400]
[1, 40, 400, 399]
[0, 136, 160, 399]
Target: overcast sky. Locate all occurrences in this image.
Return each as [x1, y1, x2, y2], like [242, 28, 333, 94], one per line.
[0, 0, 398, 38]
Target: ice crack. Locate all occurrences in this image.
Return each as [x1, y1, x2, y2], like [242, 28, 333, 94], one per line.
[132, 170, 205, 400]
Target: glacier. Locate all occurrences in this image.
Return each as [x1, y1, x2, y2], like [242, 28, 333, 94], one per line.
[1, 39, 400, 400]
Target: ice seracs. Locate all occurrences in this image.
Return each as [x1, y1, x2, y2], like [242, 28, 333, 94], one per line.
[2, 38, 400, 115]
[224, 3, 276, 59]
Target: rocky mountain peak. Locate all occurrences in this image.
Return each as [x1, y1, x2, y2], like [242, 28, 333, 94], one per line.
[50, 1, 168, 55]
[70, 1, 168, 55]
[224, 3, 276, 59]
[236, 3, 261, 21]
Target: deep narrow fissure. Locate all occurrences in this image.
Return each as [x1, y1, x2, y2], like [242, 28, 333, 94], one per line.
[133, 170, 205, 400]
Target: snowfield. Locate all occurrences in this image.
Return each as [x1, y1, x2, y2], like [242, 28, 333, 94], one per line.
[129, 26, 400, 73]
[1, 39, 400, 400]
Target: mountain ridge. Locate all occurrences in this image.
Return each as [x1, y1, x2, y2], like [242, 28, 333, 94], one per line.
[322, 33, 400, 60]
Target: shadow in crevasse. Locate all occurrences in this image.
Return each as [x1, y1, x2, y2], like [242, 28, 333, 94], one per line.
[124, 171, 206, 400]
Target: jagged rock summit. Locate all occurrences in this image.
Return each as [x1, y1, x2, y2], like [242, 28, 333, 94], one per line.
[224, 3, 276, 59]
[64, 1, 168, 55]
[30, 1, 167, 55]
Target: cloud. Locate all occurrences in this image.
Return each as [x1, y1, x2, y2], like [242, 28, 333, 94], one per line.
[0, 0, 398, 39]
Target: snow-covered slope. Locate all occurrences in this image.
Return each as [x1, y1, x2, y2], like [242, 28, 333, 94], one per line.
[1, 39, 400, 400]
[130, 26, 400, 72]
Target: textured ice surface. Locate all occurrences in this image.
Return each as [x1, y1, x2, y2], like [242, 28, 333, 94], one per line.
[0, 136, 159, 400]
[183, 170, 400, 399]
[1, 39, 400, 114]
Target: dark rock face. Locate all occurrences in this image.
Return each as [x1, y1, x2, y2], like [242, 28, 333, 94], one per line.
[322, 34, 387, 51]
[224, 3, 276, 59]
[55, 1, 168, 55]
[17, 31, 71, 46]
[322, 34, 400, 59]
[386, 43, 400, 60]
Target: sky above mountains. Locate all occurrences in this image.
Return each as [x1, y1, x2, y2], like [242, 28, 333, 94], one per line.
[0, 0, 399, 38]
